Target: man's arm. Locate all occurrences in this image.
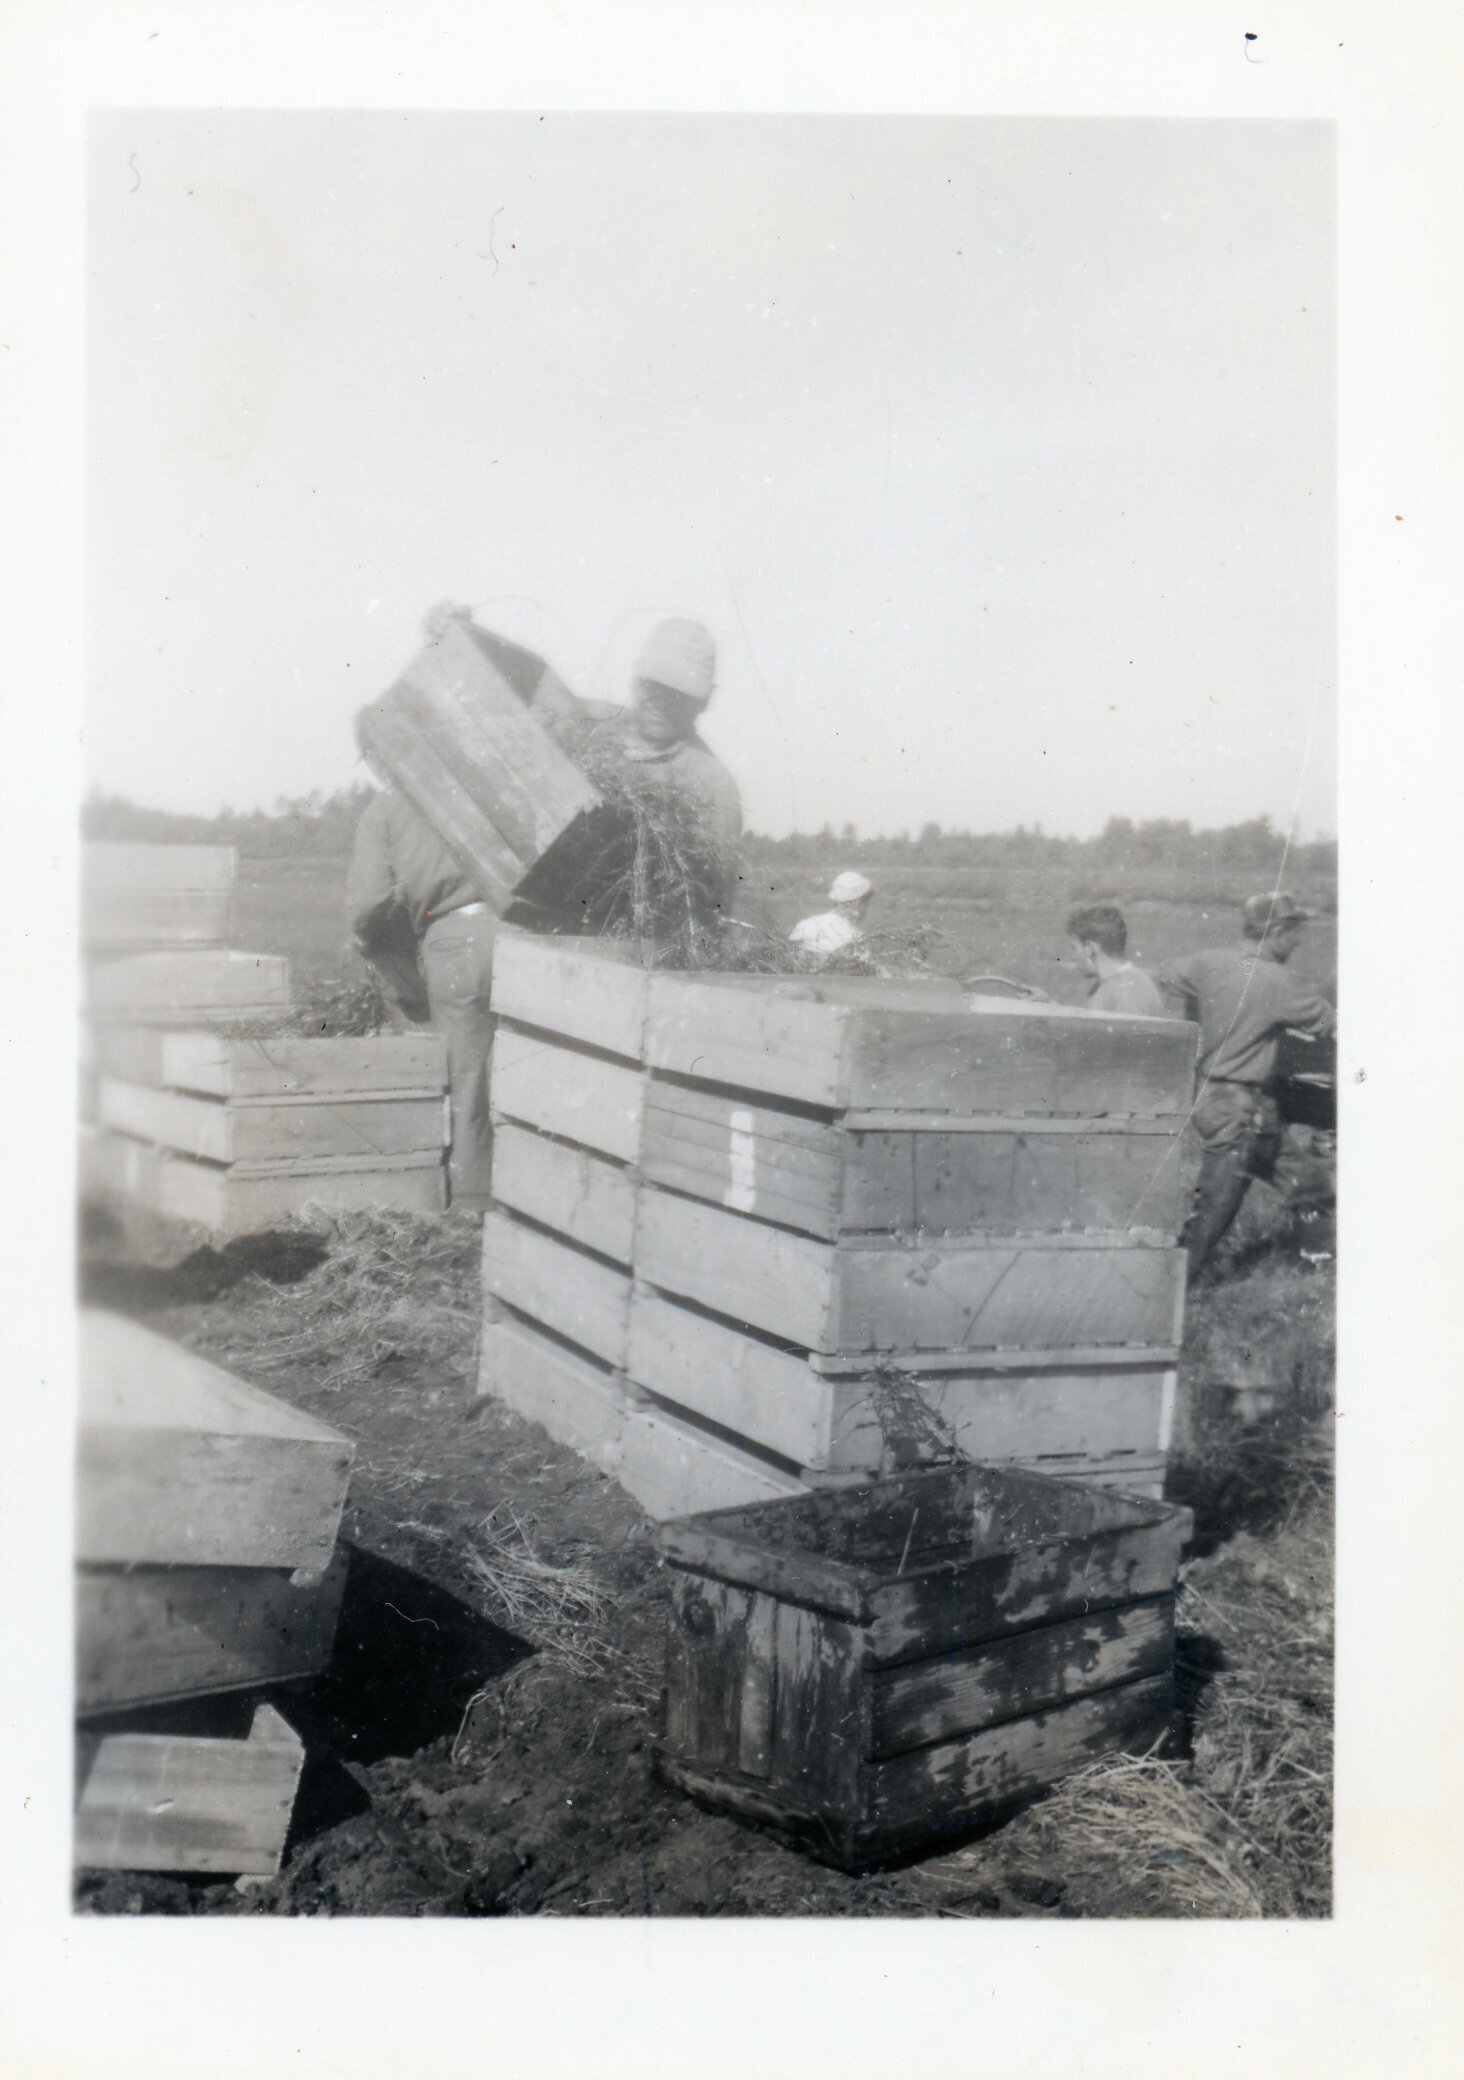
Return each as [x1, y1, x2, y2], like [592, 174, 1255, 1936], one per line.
[1277, 973, 1337, 1039]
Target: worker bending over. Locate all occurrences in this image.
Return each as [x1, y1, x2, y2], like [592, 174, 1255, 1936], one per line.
[1066, 903, 1165, 1015]
[791, 871, 873, 962]
[1160, 892, 1336, 1280]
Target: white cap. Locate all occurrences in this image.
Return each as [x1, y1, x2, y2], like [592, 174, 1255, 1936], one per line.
[828, 870, 872, 904]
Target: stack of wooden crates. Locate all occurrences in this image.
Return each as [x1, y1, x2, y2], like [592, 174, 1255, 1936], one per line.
[80, 842, 451, 1230]
[479, 933, 1196, 1518]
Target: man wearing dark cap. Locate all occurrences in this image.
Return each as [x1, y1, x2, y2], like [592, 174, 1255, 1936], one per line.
[1160, 892, 1336, 1279]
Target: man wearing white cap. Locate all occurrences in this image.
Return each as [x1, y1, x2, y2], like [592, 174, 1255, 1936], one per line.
[790, 871, 874, 961]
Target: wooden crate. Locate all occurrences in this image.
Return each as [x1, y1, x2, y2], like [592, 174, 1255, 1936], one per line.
[82, 843, 234, 952]
[490, 1119, 636, 1265]
[635, 1185, 1185, 1358]
[76, 1551, 349, 1715]
[152, 1149, 446, 1231]
[645, 972, 1196, 1117]
[491, 1021, 643, 1163]
[78, 1310, 355, 1573]
[355, 621, 600, 913]
[641, 1075, 1186, 1241]
[480, 1205, 631, 1367]
[626, 1284, 1175, 1479]
[656, 1464, 1191, 1865]
[74, 1702, 305, 1876]
[476, 1306, 627, 1473]
[85, 950, 291, 1023]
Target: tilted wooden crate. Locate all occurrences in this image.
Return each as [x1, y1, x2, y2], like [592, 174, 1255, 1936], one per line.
[355, 621, 601, 913]
[656, 1463, 1191, 1866]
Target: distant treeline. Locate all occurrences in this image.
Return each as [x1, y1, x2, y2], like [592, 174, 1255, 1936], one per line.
[82, 789, 1335, 905]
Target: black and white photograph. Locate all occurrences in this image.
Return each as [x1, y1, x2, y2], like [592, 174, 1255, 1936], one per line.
[73, 105, 1337, 1920]
[1, 7, 1458, 2077]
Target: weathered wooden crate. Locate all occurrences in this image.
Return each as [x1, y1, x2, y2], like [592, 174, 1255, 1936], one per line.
[635, 1185, 1185, 1359]
[74, 1702, 305, 1876]
[84, 950, 291, 1023]
[96, 1077, 448, 1166]
[656, 1464, 1190, 1865]
[89, 1027, 446, 1099]
[355, 622, 601, 913]
[78, 1310, 355, 1574]
[76, 1551, 350, 1715]
[626, 1284, 1174, 1491]
[645, 972, 1196, 1117]
[82, 843, 234, 953]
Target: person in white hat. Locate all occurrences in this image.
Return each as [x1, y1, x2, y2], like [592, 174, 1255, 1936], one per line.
[790, 870, 874, 961]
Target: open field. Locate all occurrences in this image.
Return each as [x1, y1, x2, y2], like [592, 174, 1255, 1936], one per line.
[236, 852, 1337, 1003]
[78, 848, 1335, 1919]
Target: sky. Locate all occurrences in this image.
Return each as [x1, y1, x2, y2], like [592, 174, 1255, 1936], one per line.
[87, 112, 1335, 839]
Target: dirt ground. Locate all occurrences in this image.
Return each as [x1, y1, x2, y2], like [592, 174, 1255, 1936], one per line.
[75, 1178, 1334, 1922]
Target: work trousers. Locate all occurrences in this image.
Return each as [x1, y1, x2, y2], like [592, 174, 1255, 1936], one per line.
[1185, 1081, 1283, 1280]
[420, 907, 498, 1210]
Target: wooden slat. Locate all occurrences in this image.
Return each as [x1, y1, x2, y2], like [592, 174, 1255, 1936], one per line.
[635, 1187, 833, 1350]
[490, 1024, 643, 1163]
[85, 951, 291, 1018]
[356, 622, 599, 910]
[868, 1594, 1174, 1758]
[641, 1083, 842, 1237]
[76, 1552, 349, 1715]
[646, 978, 850, 1107]
[645, 973, 1196, 1116]
[866, 1674, 1174, 1840]
[627, 1287, 833, 1469]
[154, 1150, 445, 1232]
[865, 1519, 1189, 1668]
[634, 1188, 1184, 1356]
[911, 1364, 1170, 1468]
[664, 1575, 760, 1772]
[74, 1702, 305, 1877]
[490, 930, 649, 1063]
[766, 1598, 867, 1816]
[490, 1120, 635, 1265]
[97, 1079, 445, 1164]
[83, 888, 232, 951]
[480, 1207, 630, 1366]
[159, 1032, 447, 1099]
[78, 1311, 355, 1572]
[617, 1402, 807, 1520]
[846, 1001, 1196, 1117]
[476, 1310, 626, 1473]
[843, 1127, 1185, 1240]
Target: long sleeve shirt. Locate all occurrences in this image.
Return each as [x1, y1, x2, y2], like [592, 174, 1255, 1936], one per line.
[1161, 945, 1336, 1084]
[1087, 963, 1166, 1017]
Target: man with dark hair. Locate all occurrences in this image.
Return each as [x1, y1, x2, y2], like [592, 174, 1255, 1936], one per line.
[1161, 892, 1336, 1279]
[1065, 902, 1165, 1016]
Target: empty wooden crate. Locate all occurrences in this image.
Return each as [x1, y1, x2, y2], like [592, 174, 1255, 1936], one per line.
[656, 1464, 1191, 1866]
